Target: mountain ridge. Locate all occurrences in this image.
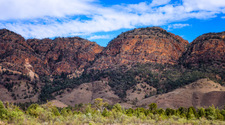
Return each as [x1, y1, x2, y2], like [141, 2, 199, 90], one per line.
[1, 27, 225, 109]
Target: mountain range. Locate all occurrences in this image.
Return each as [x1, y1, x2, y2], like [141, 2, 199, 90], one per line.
[0, 27, 225, 109]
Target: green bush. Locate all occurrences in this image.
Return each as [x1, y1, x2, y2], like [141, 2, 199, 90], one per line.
[205, 105, 217, 120]
[148, 103, 157, 113]
[1, 100, 225, 124]
[198, 107, 205, 118]
[61, 107, 72, 117]
[26, 104, 44, 118]
[0, 101, 24, 123]
[0, 101, 8, 120]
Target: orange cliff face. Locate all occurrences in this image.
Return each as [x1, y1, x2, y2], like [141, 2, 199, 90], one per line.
[181, 32, 225, 67]
[0, 29, 103, 76]
[27, 37, 103, 75]
[3, 27, 225, 76]
[0, 29, 49, 75]
[89, 27, 189, 71]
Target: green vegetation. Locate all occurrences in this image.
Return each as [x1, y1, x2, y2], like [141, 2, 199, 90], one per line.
[0, 99, 225, 125]
[39, 72, 94, 102]
[38, 63, 225, 102]
[2, 61, 224, 104]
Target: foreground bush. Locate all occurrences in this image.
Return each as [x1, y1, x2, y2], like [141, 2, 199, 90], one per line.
[0, 100, 225, 125]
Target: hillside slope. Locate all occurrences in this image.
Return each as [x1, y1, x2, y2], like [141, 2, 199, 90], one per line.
[138, 78, 225, 109]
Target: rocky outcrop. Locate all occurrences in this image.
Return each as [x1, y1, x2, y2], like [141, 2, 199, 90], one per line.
[181, 32, 225, 67]
[0, 29, 103, 76]
[89, 27, 189, 71]
[27, 37, 103, 75]
[0, 29, 49, 75]
[0, 29, 104, 103]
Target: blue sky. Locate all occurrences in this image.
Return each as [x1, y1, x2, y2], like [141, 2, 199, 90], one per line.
[0, 0, 225, 47]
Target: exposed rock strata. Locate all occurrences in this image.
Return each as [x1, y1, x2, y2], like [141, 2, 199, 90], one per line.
[89, 27, 188, 71]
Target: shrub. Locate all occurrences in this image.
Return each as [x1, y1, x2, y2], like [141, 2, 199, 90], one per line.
[205, 105, 217, 120]
[112, 103, 122, 112]
[26, 104, 44, 118]
[148, 103, 157, 113]
[198, 107, 205, 118]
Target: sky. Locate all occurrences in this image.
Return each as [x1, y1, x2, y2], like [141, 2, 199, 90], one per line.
[0, 0, 225, 47]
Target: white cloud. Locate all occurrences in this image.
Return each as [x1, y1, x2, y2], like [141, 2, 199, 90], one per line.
[150, 0, 171, 7]
[117, 2, 151, 14]
[0, 0, 224, 40]
[0, 0, 97, 20]
[222, 16, 225, 19]
[88, 35, 111, 40]
[182, 0, 225, 12]
[167, 24, 190, 30]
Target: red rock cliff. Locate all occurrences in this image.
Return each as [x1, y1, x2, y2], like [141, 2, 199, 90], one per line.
[89, 27, 189, 70]
[27, 37, 103, 75]
[0, 29, 49, 75]
[182, 32, 225, 67]
[0, 29, 103, 75]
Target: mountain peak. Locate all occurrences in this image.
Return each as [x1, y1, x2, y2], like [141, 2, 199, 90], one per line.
[0, 28, 12, 34]
[89, 27, 189, 71]
[0, 29, 24, 41]
[182, 31, 225, 67]
[116, 27, 169, 39]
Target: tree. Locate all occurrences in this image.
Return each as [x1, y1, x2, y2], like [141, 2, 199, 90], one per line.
[197, 107, 205, 118]
[220, 109, 225, 120]
[216, 108, 224, 120]
[177, 107, 187, 118]
[205, 105, 217, 120]
[126, 108, 134, 116]
[44, 102, 60, 117]
[51, 106, 60, 116]
[0, 100, 7, 120]
[61, 107, 72, 117]
[148, 103, 157, 113]
[102, 108, 110, 117]
[157, 108, 165, 115]
[112, 103, 122, 112]
[187, 107, 196, 120]
[165, 108, 176, 117]
[0, 100, 5, 109]
[26, 104, 44, 118]
[60, 72, 68, 79]
[93, 98, 108, 113]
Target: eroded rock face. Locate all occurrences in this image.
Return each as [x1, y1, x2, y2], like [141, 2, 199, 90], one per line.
[0, 27, 189, 75]
[89, 27, 189, 71]
[0, 29, 103, 76]
[0, 29, 49, 75]
[0, 29, 104, 103]
[27, 37, 103, 75]
[182, 32, 225, 67]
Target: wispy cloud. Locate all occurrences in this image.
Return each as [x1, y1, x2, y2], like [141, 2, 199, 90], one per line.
[182, 0, 225, 12]
[0, 0, 224, 39]
[167, 24, 190, 30]
[150, 0, 171, 7]
[88, 35, 111, 40]
[0, 0, 97, 20]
